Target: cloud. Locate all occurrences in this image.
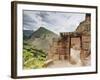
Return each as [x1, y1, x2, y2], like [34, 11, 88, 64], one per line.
[23, 10, 85, 34]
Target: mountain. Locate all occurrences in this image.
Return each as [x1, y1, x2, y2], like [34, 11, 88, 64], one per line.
[29, 27, 58, 53]
[23, 30, 34, 40]
[31, 27, 57, 39]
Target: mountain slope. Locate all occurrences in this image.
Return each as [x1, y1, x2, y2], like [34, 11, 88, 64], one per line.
[31, 27, 57, 39]
[29, 27, 58, 53]
[23, 30, 34, 40]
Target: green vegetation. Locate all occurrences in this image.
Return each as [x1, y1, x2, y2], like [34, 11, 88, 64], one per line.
[23, 27, 58, 69]
[23, 41, 47, 69]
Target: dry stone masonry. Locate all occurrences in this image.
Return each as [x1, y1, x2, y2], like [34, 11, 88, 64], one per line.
[48, 14, 91, 65]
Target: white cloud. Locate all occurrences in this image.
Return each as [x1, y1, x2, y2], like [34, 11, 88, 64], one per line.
[23, 10, 85, 34]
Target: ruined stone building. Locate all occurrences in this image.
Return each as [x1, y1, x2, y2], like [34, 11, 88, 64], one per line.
[48, 14, 91, 63]
[76, 14, 91, 62]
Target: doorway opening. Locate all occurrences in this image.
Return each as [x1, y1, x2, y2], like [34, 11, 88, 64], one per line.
[70, 37, 82, 64]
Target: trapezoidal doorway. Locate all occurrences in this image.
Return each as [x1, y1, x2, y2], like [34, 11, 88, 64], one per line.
[70, 37, 82, 65]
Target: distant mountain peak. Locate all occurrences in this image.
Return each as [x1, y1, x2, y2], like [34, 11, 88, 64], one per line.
[30, 27, 58, 39]
[39, 27, 45, 29]
[37, 27, 51, 32]
[23, 30, 34, 40]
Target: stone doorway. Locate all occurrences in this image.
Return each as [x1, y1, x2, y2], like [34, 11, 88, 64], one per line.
[69, 37, 82, 64]
[70, 37, 81, 51]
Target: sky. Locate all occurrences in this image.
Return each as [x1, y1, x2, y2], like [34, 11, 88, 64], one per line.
[23, 10, 85, 34]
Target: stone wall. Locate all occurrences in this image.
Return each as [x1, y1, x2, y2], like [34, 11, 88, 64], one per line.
[47, 14, 91, 62]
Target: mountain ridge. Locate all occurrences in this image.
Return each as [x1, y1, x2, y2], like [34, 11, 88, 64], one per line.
[30, 27, 58, 39]
[28, 27, 58, 53]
